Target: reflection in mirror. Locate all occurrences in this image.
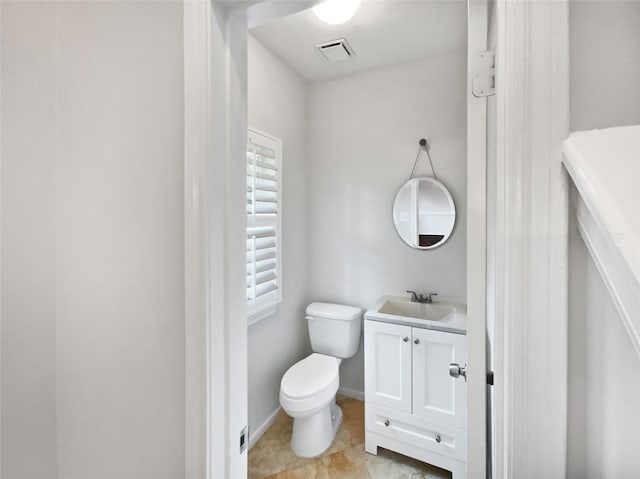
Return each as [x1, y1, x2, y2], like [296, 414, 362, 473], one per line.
[392, 177, 456, 249]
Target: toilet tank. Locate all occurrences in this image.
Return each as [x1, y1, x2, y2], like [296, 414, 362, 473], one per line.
[306, 302, 362, 359]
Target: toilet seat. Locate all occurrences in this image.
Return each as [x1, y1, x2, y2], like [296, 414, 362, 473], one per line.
[280, 353, 339, 416]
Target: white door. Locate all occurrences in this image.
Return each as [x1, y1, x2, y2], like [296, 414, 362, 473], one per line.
[412, 328, 467, 429]
[467, 0, 490, 476]
[364, 320, 412, 413]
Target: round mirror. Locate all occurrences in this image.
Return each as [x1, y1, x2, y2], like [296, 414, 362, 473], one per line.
[392, 177, 456, 249]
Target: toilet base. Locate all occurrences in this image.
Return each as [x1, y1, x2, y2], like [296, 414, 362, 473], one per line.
[290, 398, 342, 458]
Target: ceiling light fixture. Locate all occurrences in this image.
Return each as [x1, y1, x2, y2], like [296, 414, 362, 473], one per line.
[313, 0, 361, 25]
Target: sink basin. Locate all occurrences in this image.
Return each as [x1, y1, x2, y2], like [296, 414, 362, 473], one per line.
[365, 295, 467, 334]
[378, 299, 455, 322]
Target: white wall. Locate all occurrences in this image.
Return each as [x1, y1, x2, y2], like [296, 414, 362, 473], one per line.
[567, 201, 640, 478]
[1, 3, 59, 476]
[1, 2, 185, 477]
[247, 35, 310, 441]
[570, 0, 640, 131]
[308, 53, 467, 393]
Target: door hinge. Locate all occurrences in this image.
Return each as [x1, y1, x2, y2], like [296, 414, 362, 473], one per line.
[472, 49, 496, 97]
[239, 424, 249, 454]
[487, 371, 494, 386]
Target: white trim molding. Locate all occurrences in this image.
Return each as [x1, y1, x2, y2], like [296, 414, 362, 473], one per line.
[338, 386, 365, 401]
[184, 2, 214, 475]
[248, 406, 282, 450]
[466, 2, 488, 477]
[573, 191, 640, 357]
[184, 2, 248, 478]
[493, 1, 570, 478]
[563, 127, 640, 358]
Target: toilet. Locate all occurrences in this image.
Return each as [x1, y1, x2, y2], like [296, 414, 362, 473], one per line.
[279, 302, 362, 458]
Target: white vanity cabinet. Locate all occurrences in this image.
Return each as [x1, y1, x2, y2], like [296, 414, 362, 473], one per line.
[364, 318, 467, 478]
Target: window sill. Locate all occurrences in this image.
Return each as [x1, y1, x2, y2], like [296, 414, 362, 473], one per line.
[248, 304, 278, 327]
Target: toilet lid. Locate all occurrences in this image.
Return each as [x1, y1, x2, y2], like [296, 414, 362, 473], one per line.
[281, 353, 339, 399]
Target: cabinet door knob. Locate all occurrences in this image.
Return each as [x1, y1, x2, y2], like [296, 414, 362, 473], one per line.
[435, 434, 442, 443]
[402, 336, 409, 342]
[384, 419, 390, 427]
[414, 338, 420, 344]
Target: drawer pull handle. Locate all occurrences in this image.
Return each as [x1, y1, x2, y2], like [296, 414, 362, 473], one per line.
[414, 338, 420, 344]
[384, 419, 390, 427]
[402, 337, 409, 342]
[435, 434, 442, 443]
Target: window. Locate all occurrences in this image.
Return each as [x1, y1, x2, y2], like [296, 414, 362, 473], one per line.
[246, 128, 282, 322]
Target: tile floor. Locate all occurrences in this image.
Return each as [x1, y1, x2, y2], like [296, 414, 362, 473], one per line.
[248, 396, 452, 479]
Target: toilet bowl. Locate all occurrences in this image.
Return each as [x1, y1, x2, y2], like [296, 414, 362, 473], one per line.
[279, 353, 342, 457]
[279, 302, 362, 458]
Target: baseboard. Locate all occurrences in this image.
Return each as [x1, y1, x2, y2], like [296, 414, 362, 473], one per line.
[338, 386, 364, 401]
[249, 406, 282, 450]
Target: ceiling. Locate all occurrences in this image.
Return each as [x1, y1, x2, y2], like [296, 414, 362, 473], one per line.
[250, 1, 468, 82]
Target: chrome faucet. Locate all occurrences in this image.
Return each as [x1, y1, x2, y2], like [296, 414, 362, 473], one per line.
[406, 290, 438, 304]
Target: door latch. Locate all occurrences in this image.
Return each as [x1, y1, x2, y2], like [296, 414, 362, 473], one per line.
[449, 363, 467, 381]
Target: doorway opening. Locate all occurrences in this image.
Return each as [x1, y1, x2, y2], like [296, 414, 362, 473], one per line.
[184, 1, 491, 477]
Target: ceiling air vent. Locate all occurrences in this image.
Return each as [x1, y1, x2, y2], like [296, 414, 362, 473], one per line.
[316, 38, 355, 63]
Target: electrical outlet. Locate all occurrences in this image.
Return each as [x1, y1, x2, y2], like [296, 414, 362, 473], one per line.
[239, 425, 249, 454]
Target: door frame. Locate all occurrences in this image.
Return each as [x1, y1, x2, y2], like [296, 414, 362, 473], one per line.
[466, 1, 488, 476]
[183, 0, 571, 477]
[184, 2, 249, 478]
[492, 1, 570, 478]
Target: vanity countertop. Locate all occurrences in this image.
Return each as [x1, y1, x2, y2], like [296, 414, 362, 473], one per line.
[364, 295, 467, 335]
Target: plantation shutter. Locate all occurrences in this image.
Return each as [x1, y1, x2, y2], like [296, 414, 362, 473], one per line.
[247, 129, 282, 317]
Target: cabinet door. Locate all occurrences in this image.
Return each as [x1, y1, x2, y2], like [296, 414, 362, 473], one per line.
[412, 328, 467, 428]
[364, 320, 412, 412]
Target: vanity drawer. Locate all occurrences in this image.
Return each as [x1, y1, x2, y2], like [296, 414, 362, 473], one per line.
[365, 402, 466, 461]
